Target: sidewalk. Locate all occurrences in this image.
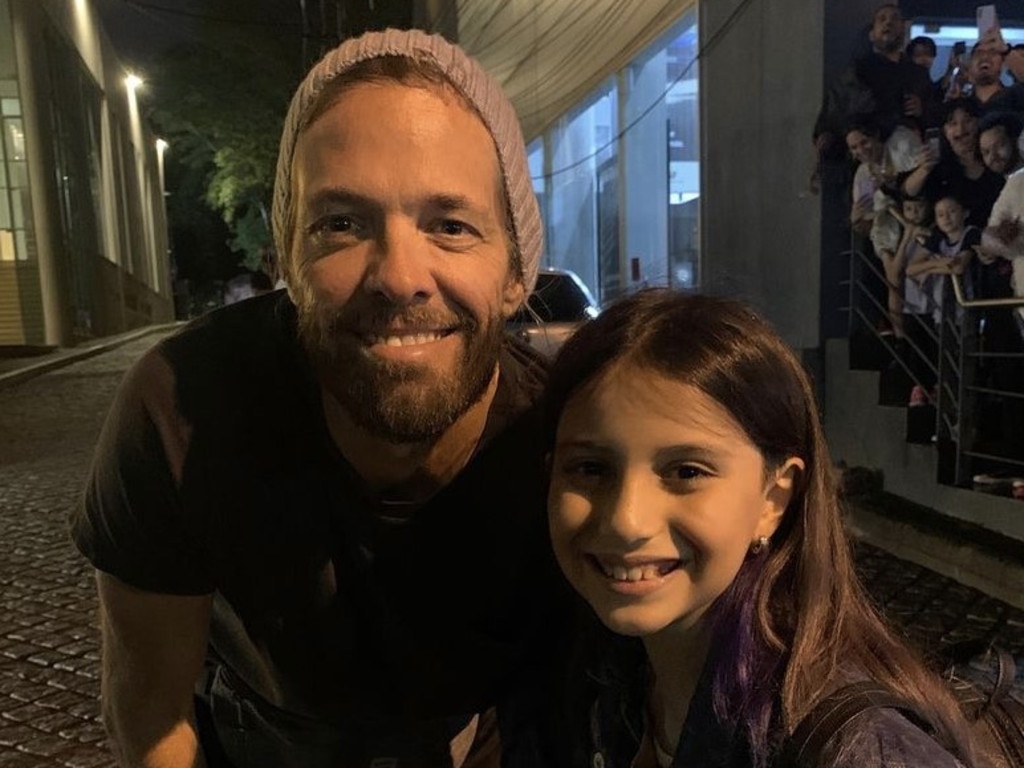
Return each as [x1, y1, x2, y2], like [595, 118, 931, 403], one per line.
[0, 324, 181, 391]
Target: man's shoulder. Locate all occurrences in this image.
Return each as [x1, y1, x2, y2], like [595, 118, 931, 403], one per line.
[134, 290, 308, 426]
[157, 291, 301, 382]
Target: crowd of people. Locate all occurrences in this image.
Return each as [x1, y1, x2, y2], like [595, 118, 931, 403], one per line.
[814, 3, 1024, 493]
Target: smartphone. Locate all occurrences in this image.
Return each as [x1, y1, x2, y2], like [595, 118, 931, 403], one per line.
[977, 4, 998, 38]
[925, 127, 941, 155]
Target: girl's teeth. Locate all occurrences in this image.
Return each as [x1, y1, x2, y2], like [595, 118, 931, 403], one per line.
[604, 563, 672, 581]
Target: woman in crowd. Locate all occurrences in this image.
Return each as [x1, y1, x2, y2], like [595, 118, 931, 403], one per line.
[544, 290, 976, 768]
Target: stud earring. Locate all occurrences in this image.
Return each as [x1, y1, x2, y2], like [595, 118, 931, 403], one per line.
[749, 535, 770, 555]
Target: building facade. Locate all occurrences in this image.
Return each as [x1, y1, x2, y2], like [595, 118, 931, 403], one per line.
[0, 0, 172, 348]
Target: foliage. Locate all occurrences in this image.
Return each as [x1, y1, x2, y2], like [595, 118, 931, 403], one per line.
[145, 15, 302, 272]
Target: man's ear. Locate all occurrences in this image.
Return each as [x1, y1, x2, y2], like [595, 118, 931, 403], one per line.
[757, 457, 805, 539]
[502, 278, 526, 320]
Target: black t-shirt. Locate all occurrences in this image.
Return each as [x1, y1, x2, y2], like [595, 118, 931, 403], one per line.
[72, 291, 568, 733]
[918, 160, 1005, 229]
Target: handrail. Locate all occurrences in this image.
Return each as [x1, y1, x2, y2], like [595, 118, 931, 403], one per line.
[950, 274, 1024, 309]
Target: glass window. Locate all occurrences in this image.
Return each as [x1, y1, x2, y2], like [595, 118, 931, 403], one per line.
[4, 117, 24, 160]
[0, 229, 13, 261]
[1, 97, 19, 116]
[546, 79, 616, 298]
[527, 137, 544, 195]
[622, 9, 699, 291]
[15, 227, 27, 261]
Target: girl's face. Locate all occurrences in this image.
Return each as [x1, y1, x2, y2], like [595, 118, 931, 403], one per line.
[934, 197, 966, 236]
[902, 199, 929, 225]
[944, 108, 978, 160]
[845, 130, 882, 165]
[548, 364, 798, 638]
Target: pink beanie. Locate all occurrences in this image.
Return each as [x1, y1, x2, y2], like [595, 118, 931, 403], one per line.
[272, 28, 543, 293]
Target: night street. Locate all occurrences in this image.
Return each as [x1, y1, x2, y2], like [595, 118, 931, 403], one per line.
[0, 331, 1022, 767]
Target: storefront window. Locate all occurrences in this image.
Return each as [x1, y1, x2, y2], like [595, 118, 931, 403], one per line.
[622, 10, 699, 291]
[546, 79, 616, 299]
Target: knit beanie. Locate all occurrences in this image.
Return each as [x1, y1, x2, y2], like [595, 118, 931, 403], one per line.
[272, 28, 543, 294]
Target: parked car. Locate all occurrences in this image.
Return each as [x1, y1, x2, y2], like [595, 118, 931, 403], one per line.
[508, 267, 600, 357]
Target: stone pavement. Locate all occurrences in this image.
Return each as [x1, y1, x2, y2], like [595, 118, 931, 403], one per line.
[0, 331, 1022, 767]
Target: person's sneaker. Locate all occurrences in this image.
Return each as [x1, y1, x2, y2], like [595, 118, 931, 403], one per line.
[1013, 480, 1024, 500]
[973, 473, 1012, 494]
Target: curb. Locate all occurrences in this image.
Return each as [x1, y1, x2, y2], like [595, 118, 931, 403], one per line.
[0, 323, 181, 391]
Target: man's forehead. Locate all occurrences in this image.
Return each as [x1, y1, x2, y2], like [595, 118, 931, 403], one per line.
[873, 6, 901, 23]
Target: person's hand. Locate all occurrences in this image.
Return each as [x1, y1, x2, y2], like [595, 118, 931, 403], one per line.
[973, 245, 997, 265]
[951, 252, 971, 273]
[903, 93, 923, 118]
[978, 25, 1006, 55]
[851, 197, 873, 222]
[994, 217, 1021, 244]
[913, 144, 939, 170]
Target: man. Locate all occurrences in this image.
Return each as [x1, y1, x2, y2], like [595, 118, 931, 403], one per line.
[979, 111, 1024, 177]
[1006, 43, 1024, 84]
[905, 34, 936, 71]
[813, 3, 937, 160]
[961, 40, 1024, 115]
[72, 28, 566, 768]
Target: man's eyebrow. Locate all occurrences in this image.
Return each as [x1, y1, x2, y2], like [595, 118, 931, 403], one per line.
[429, 193, 479, 213]
[304, 188, 378, 215]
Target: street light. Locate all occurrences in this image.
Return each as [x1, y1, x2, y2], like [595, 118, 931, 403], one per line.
[124, 73, 143, 91]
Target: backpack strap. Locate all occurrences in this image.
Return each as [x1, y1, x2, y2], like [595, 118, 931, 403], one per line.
[781, 681, 924, 768]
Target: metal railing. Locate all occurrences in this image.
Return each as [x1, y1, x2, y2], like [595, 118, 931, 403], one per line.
[847, 242, 1024, 490]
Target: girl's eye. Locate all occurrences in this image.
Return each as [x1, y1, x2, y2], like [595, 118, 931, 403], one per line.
[663, 463, 709, 483]
[558, 459, 610, 481]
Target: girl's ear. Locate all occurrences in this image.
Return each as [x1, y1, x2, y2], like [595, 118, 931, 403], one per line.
[757, 457, 805, 539]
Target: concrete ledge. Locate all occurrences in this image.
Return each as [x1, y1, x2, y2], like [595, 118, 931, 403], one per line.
[0, 323, 180, 390]
[845, 496, 1024, 611]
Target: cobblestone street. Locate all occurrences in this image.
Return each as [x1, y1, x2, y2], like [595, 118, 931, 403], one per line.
[0, 331, 1022, 767]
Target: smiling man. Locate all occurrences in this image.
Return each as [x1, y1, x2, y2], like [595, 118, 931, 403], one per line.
[72, 29, 567, 768]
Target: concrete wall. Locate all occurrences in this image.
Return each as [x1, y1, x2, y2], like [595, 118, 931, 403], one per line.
[699, 0, 824, 349]
[824, 338, 1024, 543]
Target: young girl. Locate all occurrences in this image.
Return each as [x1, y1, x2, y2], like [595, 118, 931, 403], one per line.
[906, 193, 977, 327]
[544, 291, 976, 768]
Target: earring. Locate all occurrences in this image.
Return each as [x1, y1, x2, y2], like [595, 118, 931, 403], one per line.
[749, 535, 770, 555]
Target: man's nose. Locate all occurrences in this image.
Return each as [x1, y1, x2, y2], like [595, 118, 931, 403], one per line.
[364, 220, 434, 304]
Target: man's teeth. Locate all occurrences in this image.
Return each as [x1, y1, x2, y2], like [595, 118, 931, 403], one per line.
[369, 332, 444, 347]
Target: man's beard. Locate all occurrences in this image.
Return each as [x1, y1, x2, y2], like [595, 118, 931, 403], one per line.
[297, 294, 506, 444]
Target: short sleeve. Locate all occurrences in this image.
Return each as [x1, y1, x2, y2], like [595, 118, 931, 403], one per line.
[961, 227, 982, 251]
[988, 172, 1024, 228]
[70, 350, 215, 595]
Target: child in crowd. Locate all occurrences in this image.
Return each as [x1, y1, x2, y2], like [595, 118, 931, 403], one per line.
[907, 194, 977, 327]
[903, 194, 977, 401]
[544, 290, 976, 768]
[878, 193, 932, 341]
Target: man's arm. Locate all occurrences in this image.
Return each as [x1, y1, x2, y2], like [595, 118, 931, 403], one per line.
[98, 571, 213, 768]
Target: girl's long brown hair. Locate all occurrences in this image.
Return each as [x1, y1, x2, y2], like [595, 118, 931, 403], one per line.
[545, 289, 976, 766]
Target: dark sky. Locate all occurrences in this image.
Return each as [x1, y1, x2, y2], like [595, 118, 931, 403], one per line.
[93, 0, 305, 70]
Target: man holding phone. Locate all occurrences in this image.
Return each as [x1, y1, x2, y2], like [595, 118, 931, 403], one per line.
[813, 4, 938, 159]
